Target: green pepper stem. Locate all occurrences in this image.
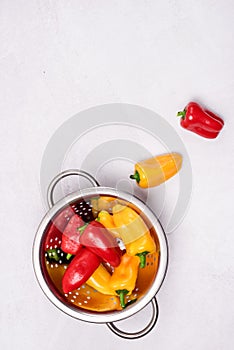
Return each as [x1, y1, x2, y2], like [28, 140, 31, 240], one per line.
[177, 110, 186, 119]
[46, 249, 60, 262]
[66, 253, 73, 260]
[116, 289, 129, 309]
[130, 170, 140, 183]
[77, 222, 89, 234]
[136, 251, 150, 268]
[139, 254, 146, 268]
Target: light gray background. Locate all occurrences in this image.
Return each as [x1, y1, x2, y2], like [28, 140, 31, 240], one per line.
[0, 1, 233, 349]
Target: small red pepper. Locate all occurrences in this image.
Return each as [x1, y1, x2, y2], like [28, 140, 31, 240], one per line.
[177, 102, 224, 139]
[79, 221, 121, 267]
[61, 214, 84, 256]
[44, 207, 74, 250]
[62, 248, 100, 293]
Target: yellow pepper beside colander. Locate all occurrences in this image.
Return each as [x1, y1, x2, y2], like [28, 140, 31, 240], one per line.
[130, 153, 182, 188]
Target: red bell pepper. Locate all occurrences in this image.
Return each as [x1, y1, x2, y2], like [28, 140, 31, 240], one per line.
[62, 248, 100, 293]
[177, 102, 224, 139]
[61, 214, 84, 256]
[79, 221, 121, 267]
[44, 207, 74, 250]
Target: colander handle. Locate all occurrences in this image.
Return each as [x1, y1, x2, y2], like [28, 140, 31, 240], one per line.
[47, 169, 99, 208]
[106, 297, 159, 339]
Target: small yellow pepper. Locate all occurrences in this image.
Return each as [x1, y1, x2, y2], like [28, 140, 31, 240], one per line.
[86, 264, 114, 295]
[97, 210, 120, 238]
[86, 254, 140, 308]
[112, 204, 156, 268]
[110, 254, 139, 308]
[126, 233, 156, 268]
[91, 196, 118, 214]
[130, 152, 183, 188]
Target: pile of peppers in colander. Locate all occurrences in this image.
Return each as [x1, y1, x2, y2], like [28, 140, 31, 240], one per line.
[45, 199, 156, 309]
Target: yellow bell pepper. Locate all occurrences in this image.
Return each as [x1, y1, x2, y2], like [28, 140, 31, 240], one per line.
[130, 152, 183, 188]
[86, 264, 114, 295]
[97, 210, 120, 238]
[86, 254, 140, 308]
[126, 232, 156, 268]
[110, 253, 139, 308]
[112, 204, 156, 268]
[91, 196, 118, 215]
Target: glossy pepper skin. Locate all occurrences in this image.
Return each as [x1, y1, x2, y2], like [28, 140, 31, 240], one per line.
[79, 221, 121, 267]
[130, 153, 182, 188]
[110, 254, 139, 308]
[44, 207, 74, 250]
[178, 102, 224, 139]
[62, 248, 100, 293]
[97, 210, 120, 238]
[86, 264, 114, 295]
[112, 205, 156, 268]
[91, 196, 118, 217]
[86, 255, 139, 307]
[61, 214, 84, 256]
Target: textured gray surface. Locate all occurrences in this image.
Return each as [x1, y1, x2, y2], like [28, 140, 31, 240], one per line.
[0, 1, 233, 349]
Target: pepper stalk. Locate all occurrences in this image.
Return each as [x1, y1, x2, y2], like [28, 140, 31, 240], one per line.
[77, 222, 89, 234]
[115, 289, 129, 309]
[130, 170, 140, 183]
[177, 110, 186, 117]
[136, 251, 150, 268]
